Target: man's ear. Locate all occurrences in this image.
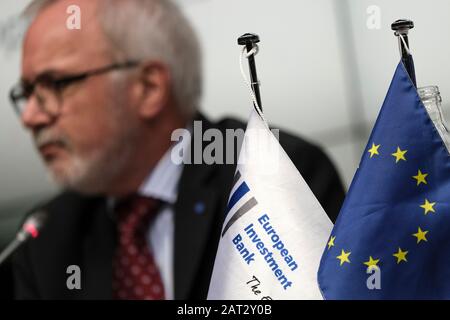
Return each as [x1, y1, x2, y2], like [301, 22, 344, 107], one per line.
[132, 61, 171, 119]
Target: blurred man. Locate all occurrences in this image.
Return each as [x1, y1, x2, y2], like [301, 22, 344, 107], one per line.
[11, 0, 345, 299]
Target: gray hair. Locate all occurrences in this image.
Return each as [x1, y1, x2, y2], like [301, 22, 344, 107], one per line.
[23, 0, 202, 116]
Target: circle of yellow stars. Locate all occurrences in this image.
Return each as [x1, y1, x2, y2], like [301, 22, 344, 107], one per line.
[328, 142, 438, 269]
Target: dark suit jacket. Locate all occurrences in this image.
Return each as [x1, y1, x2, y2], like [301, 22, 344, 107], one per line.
[12, 114, 345, 299]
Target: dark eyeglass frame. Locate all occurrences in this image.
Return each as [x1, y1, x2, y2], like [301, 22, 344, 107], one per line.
[9, 60, 140, 117]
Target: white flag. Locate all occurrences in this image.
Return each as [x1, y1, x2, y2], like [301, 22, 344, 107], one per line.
[207, 110, 333, 300]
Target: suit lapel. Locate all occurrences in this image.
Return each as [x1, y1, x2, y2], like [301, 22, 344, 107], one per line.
[173, 114, 234, 299]
[81, 198, 116, 299]
[173, 162, 221, 299]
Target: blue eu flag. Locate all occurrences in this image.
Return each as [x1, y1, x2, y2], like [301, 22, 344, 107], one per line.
[318, 62, 450, 299]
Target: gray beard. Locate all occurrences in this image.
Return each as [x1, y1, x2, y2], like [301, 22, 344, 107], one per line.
[49, 140, 134, 195]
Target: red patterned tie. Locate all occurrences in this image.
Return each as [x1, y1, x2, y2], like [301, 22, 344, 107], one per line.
[112, 194, 165, 300]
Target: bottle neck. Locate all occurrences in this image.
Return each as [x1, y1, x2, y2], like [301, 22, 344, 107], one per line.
[418, 85, 450, 151]
[418, 86, 442, 106]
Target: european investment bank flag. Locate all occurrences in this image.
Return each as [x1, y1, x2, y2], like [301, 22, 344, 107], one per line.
[207, 109, 333, 299]
[318, 62, 450, 299]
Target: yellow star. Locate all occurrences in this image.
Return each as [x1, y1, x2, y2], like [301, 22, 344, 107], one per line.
[336, 249, 351, 266]
[420, 199, 436, 215]
[327, 236, 336, 250]
[393, 248, 408, 264]
[412, 227, 429, 244]
[368, 143, 380, 158]
[363, 256, 380, 268]
[392, 147, 407, 163]
[412, 170, 428, 186]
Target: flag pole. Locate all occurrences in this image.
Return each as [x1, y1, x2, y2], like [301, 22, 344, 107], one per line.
[238, 33, 263, 112]
[391, 19, 417, 87]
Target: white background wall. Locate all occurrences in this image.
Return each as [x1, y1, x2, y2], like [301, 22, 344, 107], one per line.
[0, 0, 53, 205]
[1, 0, 449, 207]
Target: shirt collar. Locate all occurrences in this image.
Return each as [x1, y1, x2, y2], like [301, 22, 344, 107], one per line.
[138, 128, 191, 204]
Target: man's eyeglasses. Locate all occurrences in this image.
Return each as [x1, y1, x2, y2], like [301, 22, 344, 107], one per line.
[10, 61, 140, 117]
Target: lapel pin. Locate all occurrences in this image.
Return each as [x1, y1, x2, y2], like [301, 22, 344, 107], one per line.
[194, 201, 206, 215]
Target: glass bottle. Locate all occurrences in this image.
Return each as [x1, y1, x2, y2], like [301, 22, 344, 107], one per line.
[418, 85, 450, 149]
